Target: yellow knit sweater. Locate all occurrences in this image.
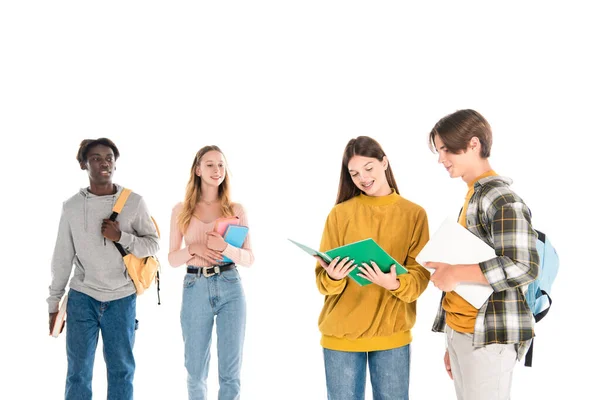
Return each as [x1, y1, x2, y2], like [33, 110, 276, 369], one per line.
[316, 191, 430, 352]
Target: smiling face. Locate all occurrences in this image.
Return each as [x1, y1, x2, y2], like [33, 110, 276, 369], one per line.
[347, 154, 391, 197]
[433, 134, 481, 182]
[195, 150, 226, 188]
[80, 144, 115, 186]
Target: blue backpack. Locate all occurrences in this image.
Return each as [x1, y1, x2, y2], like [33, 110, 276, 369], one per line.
[523, 230, 559, 367]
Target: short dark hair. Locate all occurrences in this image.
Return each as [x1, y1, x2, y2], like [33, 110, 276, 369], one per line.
[76, 138, 120, 163]
[428, 109, 493, 158]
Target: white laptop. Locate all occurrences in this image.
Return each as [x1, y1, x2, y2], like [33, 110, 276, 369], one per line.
[416, 217, 496, 309]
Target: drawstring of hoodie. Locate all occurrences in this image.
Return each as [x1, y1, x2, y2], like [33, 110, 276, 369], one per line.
[81, 186, 120, 246]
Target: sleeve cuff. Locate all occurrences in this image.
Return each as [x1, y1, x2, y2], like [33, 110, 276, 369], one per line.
[221, 244, 235, 259]
[389, 278, 403, 294]
[478, 259, 509, 292]
[117, 231, 134, 249]
[48, 300, 59, 314]
[322, 273, 347, 289]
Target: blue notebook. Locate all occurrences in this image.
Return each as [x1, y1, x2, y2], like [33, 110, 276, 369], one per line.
[222, 225, 249, 263]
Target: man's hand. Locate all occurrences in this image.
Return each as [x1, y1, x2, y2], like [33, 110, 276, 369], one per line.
[49, 312, 65, 336]
[427, 262, 459, 292]
[444, 349, 453, 380]
[102, 219, 122, 242]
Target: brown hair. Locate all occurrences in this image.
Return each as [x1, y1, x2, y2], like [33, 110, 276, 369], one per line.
[335, 136, 399, 205]
[177, 145, 234, 233]
[76, 138, 120, 163]
[428, 109, 492, 158]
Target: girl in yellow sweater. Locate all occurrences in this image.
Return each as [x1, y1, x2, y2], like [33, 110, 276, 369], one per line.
[315, 136, 430, 400]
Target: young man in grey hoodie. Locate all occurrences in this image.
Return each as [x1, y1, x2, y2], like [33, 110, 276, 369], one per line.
[47, 138, 160, 400]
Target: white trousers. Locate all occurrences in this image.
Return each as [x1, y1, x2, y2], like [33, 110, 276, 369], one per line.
[445, 325, 517, 400]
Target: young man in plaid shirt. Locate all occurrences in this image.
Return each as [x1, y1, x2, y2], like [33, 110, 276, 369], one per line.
[426, 109, 540, 400]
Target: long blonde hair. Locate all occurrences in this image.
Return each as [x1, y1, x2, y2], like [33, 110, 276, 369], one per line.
[177, 145, 235, 233]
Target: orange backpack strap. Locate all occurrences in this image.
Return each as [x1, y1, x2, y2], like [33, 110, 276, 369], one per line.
[109, 188, 132, 257]
[109, 188, 160, 253]
[151, 216, 160, 238]
[112, 189, 159, 237]
[112, 188, 132, 215]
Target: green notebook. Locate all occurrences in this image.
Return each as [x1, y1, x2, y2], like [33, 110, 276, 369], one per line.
[288, 238, 407, 286]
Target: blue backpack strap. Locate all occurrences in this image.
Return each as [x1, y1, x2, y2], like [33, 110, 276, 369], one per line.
[524, 290, 553, 367]
[534, 290, 552, 323]
[525, 339, 535, 367]
[524, 230, 554, 367]
[532, 229, 553, 322]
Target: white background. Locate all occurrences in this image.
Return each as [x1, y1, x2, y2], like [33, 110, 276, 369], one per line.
[1, 1, 598, 399]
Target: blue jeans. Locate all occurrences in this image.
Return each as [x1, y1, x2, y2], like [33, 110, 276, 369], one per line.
[323, 345, 411, 400]
[181, 268, 246, 400]
[65, 289, 137, 400]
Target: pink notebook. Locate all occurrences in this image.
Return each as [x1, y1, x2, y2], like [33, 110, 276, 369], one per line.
[213, 216, 240, 236]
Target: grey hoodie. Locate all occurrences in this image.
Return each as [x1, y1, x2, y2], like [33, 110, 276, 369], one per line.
[47, 184, 160, 313]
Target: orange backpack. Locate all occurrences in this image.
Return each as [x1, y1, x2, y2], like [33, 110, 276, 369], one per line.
[110, 188, 161, 304]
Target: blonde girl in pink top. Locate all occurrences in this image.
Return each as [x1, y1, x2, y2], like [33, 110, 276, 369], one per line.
[169, 145, 254, 400]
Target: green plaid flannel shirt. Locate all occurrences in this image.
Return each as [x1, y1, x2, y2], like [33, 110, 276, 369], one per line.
[432, 176, 540, 359]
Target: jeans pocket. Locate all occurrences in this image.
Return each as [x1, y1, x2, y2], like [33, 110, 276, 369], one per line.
[183, 274, 198, 288]
[219, 269, 241, 283]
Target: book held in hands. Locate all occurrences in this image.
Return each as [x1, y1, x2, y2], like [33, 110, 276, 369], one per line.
[51, 293, 68, 338]
[222, 225, 249, 263]
[288, 238, 407, 286]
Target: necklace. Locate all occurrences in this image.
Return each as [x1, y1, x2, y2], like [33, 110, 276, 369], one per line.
[201, 198, 218, 206]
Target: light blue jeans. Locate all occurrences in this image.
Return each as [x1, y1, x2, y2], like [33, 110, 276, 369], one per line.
[323, 345, 411, 400]
[181, 267, 246, 400]
[65, 289, 137, 400]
